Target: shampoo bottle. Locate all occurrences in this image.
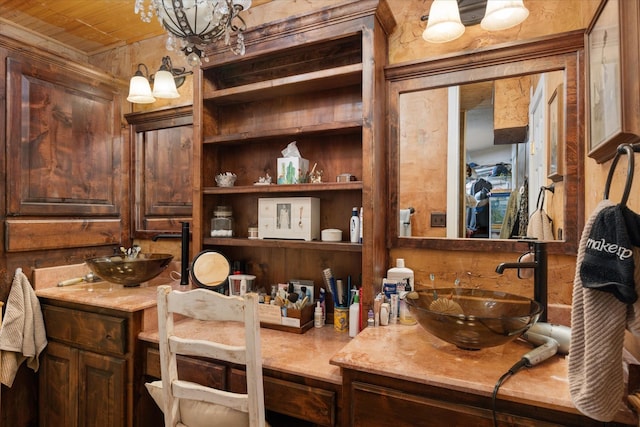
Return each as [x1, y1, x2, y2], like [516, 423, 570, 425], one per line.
[349, 291, 360, 337]
[349, 207, 360, 243]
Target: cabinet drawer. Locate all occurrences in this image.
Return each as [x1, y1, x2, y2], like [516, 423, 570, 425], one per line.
[42, 305, 126, 355]
[144, 348, 227, 390]
[231, 369, 336, 426]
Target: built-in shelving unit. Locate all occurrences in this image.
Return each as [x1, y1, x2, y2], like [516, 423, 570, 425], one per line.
[193, 0, 395, 324]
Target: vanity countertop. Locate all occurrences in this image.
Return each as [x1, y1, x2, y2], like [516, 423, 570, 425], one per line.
[138, 319, 351, 385]
[32, 265, 637, 423]
[330, 323, 637, 425]
[35, 277, 184, 313]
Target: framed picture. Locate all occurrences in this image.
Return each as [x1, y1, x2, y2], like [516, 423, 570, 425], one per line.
[586, 0, 640, 163]
[547, 84, 563, 182]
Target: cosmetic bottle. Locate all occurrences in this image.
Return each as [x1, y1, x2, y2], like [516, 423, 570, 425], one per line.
[358, 206, 363, 243]
[349, 291, 360, 337]
[349, 207, 360, 243]
[367, 309, 375, 328]
[387, 258, 414, 291]
[314, 301, 323, 328]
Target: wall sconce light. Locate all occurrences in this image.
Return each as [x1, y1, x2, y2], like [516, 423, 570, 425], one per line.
[127, 56, 194, 104]
[421, 0, 529, 44]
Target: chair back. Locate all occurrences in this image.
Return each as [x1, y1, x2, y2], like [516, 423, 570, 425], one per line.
[155, 285, 265, 427]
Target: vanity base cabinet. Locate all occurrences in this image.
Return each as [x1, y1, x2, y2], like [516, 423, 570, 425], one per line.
[140, 345, 341, 426]
[39, 302, 141, 427]
[341, 369, 629, 427]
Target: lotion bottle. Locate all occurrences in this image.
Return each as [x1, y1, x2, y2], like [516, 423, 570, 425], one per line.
[349, 291, 360, 337]
[387, 258, 414, 291]
[349, 207, 360, 243]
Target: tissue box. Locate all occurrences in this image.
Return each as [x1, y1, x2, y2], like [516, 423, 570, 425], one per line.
[258, 197, 320, 241]
[277, 157, 309, 184]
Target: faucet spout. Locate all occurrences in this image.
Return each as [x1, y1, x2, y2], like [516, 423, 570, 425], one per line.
[496, 241, 548, 322]
[495, 261, 537, 274]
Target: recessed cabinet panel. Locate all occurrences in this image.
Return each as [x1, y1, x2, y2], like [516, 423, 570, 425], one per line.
[6, 57, 122, 216]
[125, 106, 193, 238]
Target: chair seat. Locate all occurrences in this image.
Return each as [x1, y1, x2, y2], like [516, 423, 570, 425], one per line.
[146, 381, 250, 427]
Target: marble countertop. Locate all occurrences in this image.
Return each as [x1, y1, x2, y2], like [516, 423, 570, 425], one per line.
[35, 277, 185, 313]
[31, 263, 637, 423]
[139, 320, 351, 385]
[330, 323, 637, 425]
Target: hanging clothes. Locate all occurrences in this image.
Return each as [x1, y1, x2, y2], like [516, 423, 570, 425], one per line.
[499, 189, 520, 239]
[527, 186, 554, 240]
[516, 178, 529, 237]
[466, 178, 492, 237]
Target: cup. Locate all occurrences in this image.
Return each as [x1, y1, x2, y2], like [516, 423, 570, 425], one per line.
[228, 274, 256, 296]
[334, 307, 348, 332]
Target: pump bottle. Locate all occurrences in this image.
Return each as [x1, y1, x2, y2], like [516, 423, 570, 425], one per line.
[387, 258, 414, 291]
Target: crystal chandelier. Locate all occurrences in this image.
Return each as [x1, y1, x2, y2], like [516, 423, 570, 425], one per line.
[135, 0, 252, 66]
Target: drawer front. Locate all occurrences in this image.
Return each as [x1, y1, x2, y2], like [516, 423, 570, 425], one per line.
[42, 305, 126, 355]
[232, 369, 336, 426]
[144, 348, 227, 390]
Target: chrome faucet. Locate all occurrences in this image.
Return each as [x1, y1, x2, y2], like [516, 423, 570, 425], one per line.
[495, 240, 548, 322]
[152, 222, 190, 286]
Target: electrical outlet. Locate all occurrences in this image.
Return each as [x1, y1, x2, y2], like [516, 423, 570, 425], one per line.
[431, 212, 447, 228]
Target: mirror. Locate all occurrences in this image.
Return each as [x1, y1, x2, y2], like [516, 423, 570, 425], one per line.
[387, 31, 584, 255]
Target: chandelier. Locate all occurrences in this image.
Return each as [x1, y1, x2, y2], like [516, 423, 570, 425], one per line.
[135, 0, 252, 66]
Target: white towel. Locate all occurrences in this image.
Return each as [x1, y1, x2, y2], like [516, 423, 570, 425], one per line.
[0, 268, 47, 387]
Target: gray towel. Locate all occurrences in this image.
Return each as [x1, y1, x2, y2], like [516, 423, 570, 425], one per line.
[569, 199, 625, 421]
[0, 268, 48, 387]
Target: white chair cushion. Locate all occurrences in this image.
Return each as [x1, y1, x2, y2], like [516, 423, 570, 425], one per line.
[146, 381, 249, 427]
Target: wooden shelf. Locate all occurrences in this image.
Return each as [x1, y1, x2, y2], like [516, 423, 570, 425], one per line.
[203, 121, 362, 145]
[203, 182, 363, 195]
[203, 237, 363, 252]
[203, 64, 363, 105]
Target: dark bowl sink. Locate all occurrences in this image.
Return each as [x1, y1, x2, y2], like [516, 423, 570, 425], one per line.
[406, 288, 542, 350]
[85, 253, 174, 287]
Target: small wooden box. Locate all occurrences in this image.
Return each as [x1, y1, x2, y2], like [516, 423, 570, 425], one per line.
[258, 303, 314, 334]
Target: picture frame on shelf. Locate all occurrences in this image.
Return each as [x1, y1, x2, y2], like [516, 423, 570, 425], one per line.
[586, 0, 640, 163]
[547, 84, 563, 182]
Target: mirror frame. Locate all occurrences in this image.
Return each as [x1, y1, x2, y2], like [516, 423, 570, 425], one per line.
[386, 30, 584, 255]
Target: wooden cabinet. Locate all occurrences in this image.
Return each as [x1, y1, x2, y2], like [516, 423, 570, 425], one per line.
[125, 106, 193, 239]
[140, 345, 340, 426]
[4, 46, 126, 252]
[39, 303, 142, 427]
[192, 0, 395, 321]
[341, 368, 630, 427]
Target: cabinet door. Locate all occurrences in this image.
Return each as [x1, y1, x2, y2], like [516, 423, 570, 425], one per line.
[39, 341, 79, 427]
[77, 350, 127, 427]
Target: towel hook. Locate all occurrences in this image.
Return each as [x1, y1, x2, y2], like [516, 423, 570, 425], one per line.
[603, 143, 635, 208]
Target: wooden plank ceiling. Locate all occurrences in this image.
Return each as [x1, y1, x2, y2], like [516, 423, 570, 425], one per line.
[0, 0, 270, 55]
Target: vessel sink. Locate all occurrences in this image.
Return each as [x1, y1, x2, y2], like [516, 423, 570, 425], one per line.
[85, 253, 173, 287]
[406, 288, 542, 350]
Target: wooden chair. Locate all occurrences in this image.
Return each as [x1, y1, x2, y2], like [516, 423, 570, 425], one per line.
[146, 285, 267, 427]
